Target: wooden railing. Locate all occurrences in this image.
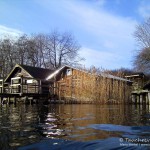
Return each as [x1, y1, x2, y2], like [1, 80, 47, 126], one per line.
[3, 84, 49, 94]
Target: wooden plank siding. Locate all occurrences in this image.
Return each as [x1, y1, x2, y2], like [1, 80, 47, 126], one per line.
[52, 67, 132, 104]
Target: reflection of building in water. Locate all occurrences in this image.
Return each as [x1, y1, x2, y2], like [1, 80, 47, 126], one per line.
[39, 105, 137, 141]
[0, 105, 43, 149]
[1, 104, 150, 150]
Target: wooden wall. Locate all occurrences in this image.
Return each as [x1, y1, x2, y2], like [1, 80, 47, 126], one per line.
[53, 68, 132, 104]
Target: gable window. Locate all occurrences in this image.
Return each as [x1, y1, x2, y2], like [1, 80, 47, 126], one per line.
[66, 69, 72, 76]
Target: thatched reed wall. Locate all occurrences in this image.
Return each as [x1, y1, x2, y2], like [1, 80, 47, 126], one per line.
[53, 68, 132, 104]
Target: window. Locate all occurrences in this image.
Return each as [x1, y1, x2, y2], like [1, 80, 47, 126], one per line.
[12, 78, 21, 84]
[66, 69, 72, 76]
[27, 79, 33, 84]
[0, 81, 3, 85]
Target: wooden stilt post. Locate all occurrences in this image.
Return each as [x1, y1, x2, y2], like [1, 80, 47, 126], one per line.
[26, 96, 28, 104]
[146, 93, 148, 105]
[29, 98, 32, 105]
[148, 92, 150, 105]
[8, 97, 10, 104]
[14, 97, 16, 104]
[0, 97, 2, 104]
[132, 94, 136, 104]
[140, 95, 142, 104]
[137, 95, 139, 104]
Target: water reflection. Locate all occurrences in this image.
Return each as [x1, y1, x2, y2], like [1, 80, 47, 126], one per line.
[0, 104, 150, 149]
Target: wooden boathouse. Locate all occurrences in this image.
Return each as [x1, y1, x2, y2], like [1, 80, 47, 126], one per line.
[0, 64, 54, 104]
[125, 73, 150, 104]
[46, 65, 132, 104]
[0, 64, 133, 104]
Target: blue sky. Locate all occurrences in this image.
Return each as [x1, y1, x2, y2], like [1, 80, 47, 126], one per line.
[0, 0, 150, 70]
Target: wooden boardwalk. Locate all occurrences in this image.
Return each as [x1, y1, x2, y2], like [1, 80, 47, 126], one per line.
[131, 90, 150, 104]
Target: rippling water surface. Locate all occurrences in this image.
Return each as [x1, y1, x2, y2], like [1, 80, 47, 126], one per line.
[0, 104, 150, 149]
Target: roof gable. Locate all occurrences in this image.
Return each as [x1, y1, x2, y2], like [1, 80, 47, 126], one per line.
[5, 64, 54, 82]
[20, 64, 54, 80]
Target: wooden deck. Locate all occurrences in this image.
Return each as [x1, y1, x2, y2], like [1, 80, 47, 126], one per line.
[131, 90, 150, 104]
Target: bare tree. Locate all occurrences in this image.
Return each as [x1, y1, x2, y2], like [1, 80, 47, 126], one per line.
[43, 30, 81, 69]
[133, 47, 150, 73]
[0, 37, 16, 77]
[14, 34, 29, 65]
[32, 34, 47, 68]
[134, 18, 150, 73]
[0, 30, 83, 76]
[134, 18, 150, 48]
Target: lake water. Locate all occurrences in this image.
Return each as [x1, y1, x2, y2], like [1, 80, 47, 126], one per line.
[0, 104, 150, 150]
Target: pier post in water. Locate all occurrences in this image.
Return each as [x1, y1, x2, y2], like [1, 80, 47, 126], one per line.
[139, 95, 142, 104]
[146, 94, 149, 104]
[131, 94, 136, 104]
[148, 93, 150, 105]
[0, 97, 2, 104]
[7, 97, 10, 104]
[14, 97, 16, 104]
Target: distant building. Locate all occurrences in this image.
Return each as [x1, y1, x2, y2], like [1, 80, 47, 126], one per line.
[125, 73, 146, 91]
[125, 73, 150, 104]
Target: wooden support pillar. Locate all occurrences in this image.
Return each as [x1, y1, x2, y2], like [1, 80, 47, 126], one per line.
[146, 93, 148, 104]
[21, 77, 23, 95]
[140, 95, 143, 104]
[7, 97, 10, 104]
[132, 94, 136, 104]
[148, 92, 150, 104]
[58, 83, 61, 100]
[11, 80, 12, 94]
[137, 95, 139, 104]
[29, 99, 32, 105]
[39, 80, 42, 94]
[14, 97, 16, 104]
[0, 97, 3, 104]
[2, 80, 4, 93]
[26, 96, 28, 104]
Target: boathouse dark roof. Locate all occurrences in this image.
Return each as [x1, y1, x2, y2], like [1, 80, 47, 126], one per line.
[20, 65, 54, 80]
[5, 64, 54, 82]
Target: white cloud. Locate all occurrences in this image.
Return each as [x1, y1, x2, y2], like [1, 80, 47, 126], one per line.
[94, 0, 106, 6]
[138, 1, 150, 18]
[67, 1, 136, 39]
[64, 0, 136, 69]
[0, 25, 23, 38]
[79, 47, 127, 69]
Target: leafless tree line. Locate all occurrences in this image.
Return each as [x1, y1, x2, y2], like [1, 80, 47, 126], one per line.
[134, 18, 150, 74]
[0, 30, 82, 78]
